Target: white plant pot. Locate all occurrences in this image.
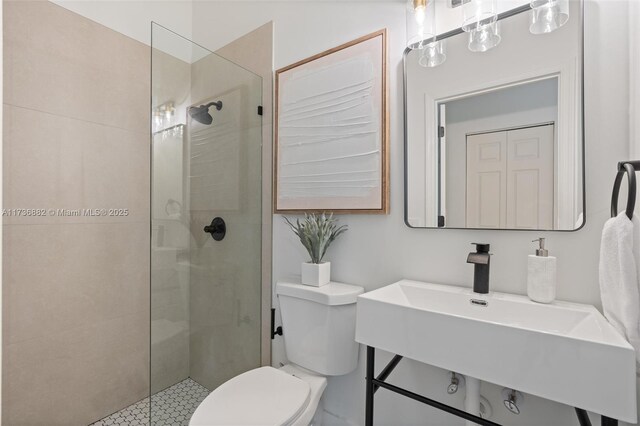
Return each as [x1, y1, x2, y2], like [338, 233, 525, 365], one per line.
[301, 262, 331, 287]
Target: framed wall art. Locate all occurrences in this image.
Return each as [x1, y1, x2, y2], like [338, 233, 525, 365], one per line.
[274, 29, 389, 214]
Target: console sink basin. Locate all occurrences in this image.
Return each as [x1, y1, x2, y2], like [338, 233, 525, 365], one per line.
[355, 280, 637, 422]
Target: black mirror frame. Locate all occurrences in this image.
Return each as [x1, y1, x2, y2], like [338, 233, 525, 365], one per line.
[402, 1, 585, 232]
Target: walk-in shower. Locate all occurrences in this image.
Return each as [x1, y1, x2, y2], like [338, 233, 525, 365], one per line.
[3, 1, 268, 424]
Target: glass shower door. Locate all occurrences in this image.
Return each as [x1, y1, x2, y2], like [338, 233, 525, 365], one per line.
[151, 23, 263, 425]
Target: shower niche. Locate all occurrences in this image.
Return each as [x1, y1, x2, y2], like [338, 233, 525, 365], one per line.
[150, 23, 263, 424]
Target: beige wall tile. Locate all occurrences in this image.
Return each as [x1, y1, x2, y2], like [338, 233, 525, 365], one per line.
[216, 22, 274, 82]
[4, 0, 149, 133]
[3, 105, 83, 220]
[186, 23, 270, 386]
[3, 311, 149, 426]
[3, 223, 149, 346]
[3, 105, 149, 225]
[151, 49, 192, 119]
[215, 22, 274, 367]
[151, 248, 190, 392]
[3, 221, 149, 425]
[82, 124, 150, 222]
[151, 323, 189, 393]
[149, 42, 194, 394]
[3, 1, 152, 423]
[188, 222, 262, 389]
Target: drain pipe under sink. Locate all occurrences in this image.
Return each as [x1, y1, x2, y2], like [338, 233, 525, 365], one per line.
[464, 376, 481, 426]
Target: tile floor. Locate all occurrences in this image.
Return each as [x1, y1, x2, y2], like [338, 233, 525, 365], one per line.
[90, 378, 211, 426]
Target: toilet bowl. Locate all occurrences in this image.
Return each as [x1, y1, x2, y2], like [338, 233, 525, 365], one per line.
[190, 280, 364, 426]
[190, 364, 326, 426]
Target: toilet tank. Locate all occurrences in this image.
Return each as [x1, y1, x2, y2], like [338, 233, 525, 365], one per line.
[276, 281, 364, 376]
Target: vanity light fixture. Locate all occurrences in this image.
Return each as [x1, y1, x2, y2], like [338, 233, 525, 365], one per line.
[467, 21, 501, 52]
[461, 0, 501, 52]
[418, 39, 446, 67]
[529, 0, 569, 34]
[407, 0, 446, 67]
[406, 0, 428, 50]
[406, 0, 569, 63]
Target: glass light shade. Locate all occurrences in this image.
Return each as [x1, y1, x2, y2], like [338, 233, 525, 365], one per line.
[462, 0, 498, 32]
[418, 40, 446, 68]
[468, 21, 501, 52]
[406, 0, 437, 50]
[530, 0, 569, 34]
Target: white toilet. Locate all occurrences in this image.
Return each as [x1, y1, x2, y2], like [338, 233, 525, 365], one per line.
[190, 280, 364, 426]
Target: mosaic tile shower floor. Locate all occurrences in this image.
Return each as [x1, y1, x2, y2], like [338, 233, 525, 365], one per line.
[90, 378, 211, 426]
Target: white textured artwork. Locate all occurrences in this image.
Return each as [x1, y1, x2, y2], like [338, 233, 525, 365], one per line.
[276, 31, 386, 212]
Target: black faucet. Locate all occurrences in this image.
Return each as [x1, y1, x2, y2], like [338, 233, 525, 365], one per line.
[467, 243, 491, 294]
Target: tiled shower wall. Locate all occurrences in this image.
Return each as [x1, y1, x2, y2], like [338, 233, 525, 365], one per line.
[186, 30, 265, 391]
[3, 1, 150, 424]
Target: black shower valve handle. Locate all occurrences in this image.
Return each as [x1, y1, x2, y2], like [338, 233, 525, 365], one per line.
[204, 217, 226, 241]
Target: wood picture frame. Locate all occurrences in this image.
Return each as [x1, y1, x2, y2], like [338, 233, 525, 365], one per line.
[274, 29, 389, 214]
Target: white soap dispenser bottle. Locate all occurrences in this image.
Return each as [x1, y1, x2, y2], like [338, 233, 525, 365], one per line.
[527, 238, 557, 304]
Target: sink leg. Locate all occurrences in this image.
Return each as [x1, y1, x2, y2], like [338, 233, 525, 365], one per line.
[365, 346, 375, 426]
[464, 376, 481, 426]
[575, 408, 618, 426]
[575, 408, 591, 426]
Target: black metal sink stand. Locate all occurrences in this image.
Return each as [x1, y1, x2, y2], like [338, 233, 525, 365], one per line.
[365, 346, 619, 426]
[365, 346, 499, 426]
[575, 408, 619, 426]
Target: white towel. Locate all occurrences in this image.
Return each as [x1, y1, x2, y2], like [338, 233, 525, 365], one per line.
[599, 212, 640, 369]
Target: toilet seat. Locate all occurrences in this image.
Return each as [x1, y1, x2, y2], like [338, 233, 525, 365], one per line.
[190, 366, 315, 426]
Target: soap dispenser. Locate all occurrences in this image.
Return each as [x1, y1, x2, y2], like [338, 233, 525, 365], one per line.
[527, 238, 557, 304]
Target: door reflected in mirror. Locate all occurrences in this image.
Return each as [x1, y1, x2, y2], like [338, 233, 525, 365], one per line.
[441, 78, 558, 229]
[404, 2, 583, 231]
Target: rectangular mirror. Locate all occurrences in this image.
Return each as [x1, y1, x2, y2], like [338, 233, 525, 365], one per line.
[404, 1, 583, 230]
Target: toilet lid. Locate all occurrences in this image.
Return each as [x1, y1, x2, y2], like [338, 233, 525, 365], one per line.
[190, 366, 310, 426]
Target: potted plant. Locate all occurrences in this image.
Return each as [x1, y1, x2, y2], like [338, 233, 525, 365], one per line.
[284, 213, 348, 287]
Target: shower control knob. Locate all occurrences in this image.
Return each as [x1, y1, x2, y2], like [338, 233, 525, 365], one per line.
[204, 217, 226, 241]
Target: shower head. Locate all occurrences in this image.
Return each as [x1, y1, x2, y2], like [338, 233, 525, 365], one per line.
[188, 101, 223, 125]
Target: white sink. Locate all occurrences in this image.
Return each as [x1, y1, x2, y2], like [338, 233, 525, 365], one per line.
[355, 280, 637, 422]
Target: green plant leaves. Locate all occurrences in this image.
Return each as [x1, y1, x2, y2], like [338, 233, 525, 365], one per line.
[283, 213, 348, 264]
